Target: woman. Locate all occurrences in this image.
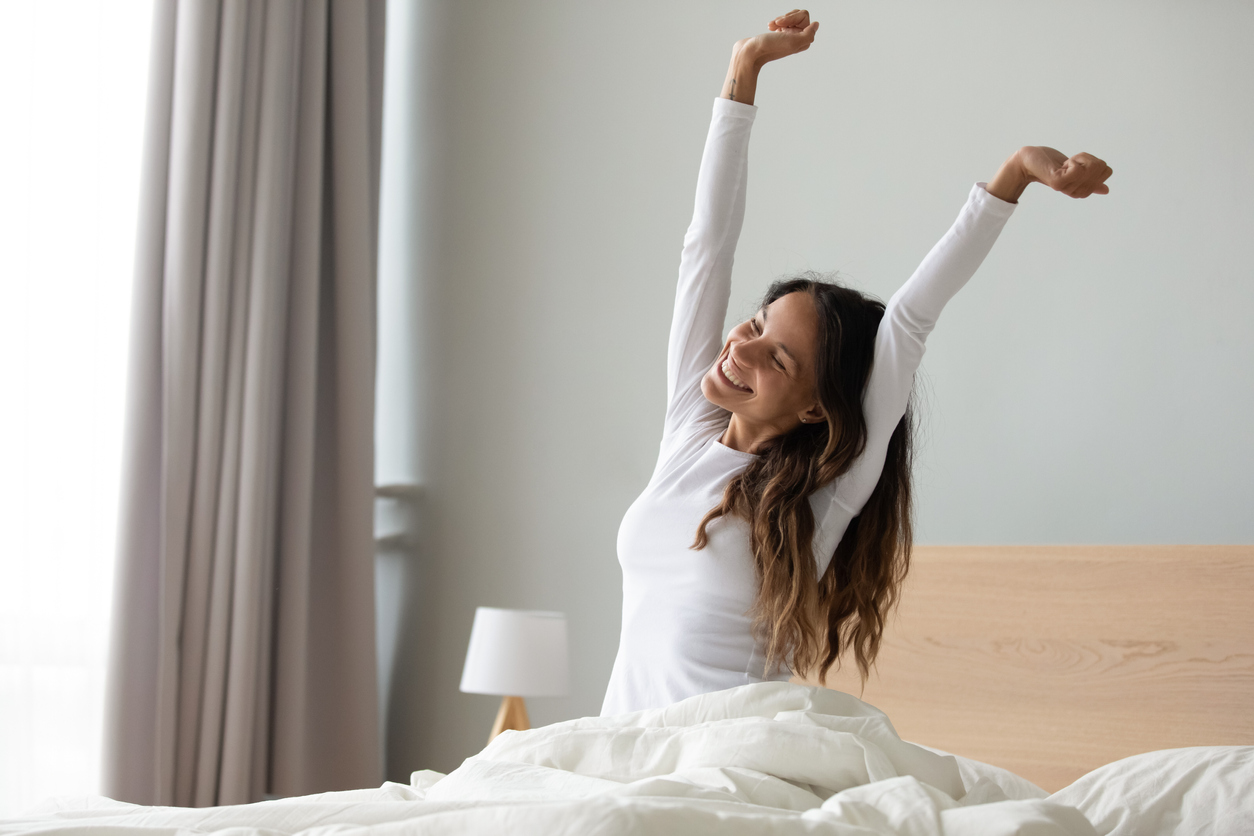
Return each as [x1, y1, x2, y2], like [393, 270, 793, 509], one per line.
[600, 10, 1111, 716]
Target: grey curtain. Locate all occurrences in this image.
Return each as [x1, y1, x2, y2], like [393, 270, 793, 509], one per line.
[103, 0, 386, 806]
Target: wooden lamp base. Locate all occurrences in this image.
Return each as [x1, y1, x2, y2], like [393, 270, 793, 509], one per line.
[489, 695, 530, 744]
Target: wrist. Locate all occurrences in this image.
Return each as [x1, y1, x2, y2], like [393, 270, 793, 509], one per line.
[722, 39, 763, 104]
[1011, 147, 1038, 184]
[986, 149, 1032, 204]
[731, 38, 765, 71]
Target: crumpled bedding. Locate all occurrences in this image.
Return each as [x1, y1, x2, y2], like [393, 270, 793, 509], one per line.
[3, 681, 1237, 835]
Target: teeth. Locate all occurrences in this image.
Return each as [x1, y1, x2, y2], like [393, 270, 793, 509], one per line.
[722, 357, 750, 390]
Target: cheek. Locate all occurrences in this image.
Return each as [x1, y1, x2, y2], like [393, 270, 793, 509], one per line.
[745, 375, 785, 411]
[767, 375, 809, 408]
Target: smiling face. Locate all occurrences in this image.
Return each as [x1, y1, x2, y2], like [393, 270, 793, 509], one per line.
[701, 290, 825, 440]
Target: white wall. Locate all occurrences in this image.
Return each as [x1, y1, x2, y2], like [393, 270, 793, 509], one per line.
[377, 0, 1254, 777]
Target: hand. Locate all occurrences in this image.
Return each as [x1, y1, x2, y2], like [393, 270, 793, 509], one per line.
[737, 9, 820, 66]
[722, 10, 819, 105]
[1018, 147, 1112, 197]
[985, 147, 1113, 203]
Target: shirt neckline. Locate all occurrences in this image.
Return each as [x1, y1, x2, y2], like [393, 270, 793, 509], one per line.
[710, 437, 759, 460]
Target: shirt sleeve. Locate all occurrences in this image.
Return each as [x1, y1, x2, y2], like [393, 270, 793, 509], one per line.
[831, 182, 1017, 515]
[661, 98, 758, 444]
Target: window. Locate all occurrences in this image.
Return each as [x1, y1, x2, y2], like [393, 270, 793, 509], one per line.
[0, 0, 154, 816]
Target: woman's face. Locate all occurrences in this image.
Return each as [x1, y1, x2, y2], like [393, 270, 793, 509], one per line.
[701, 291, 824, 431]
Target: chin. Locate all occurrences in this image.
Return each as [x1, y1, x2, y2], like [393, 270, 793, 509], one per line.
[700, 372, 732, 412]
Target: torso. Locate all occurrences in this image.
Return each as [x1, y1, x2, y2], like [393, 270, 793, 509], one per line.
[600, 419, 842, 716]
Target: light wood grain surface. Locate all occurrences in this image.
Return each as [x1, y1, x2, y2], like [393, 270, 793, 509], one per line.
[792, 545, 1254, 792]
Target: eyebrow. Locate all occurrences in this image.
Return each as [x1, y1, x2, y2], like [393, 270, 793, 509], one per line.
[759, 306, 798, 370]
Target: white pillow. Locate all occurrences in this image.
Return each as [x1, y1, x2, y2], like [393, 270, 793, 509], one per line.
[1049, 746, 1254, 836]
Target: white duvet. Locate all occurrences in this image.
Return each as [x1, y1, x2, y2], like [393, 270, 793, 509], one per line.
[5, 682, 1251, 835]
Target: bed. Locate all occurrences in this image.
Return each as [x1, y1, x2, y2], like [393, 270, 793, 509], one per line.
[4, 545, 1251, 835]
[797, 545, 1254, 791]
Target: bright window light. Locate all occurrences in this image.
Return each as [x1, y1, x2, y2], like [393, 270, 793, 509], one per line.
[0, 0, 154, 816]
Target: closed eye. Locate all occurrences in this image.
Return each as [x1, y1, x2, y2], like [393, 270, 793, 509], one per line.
[751, 318, 787, 372]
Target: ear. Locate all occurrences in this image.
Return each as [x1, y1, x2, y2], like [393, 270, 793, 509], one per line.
[799, 403, 825, 425]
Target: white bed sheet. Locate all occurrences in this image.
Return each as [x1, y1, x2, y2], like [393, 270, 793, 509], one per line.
[3, 682, 1249, 835]
[910, 742, 1049, 802]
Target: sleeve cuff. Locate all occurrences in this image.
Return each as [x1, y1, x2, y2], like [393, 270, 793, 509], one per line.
[713, 96, 758, 121]
[972, 182, 1017, 218]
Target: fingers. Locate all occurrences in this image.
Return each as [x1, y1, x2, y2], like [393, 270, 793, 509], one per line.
[765, 10, 819, 49]
[790, 20, 819, 49]
[1074, 155, 1112, 198]
[769, 9, 809, 30]
[1054, 152, 1112, 198]
[760, 8, 819, 57]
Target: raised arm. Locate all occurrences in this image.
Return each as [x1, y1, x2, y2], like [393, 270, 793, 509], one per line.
[831, 149, 1112, 514]
[661, 12, 820, 441]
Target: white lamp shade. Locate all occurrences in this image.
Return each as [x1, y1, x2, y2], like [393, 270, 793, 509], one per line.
[459, 607, 570, 697]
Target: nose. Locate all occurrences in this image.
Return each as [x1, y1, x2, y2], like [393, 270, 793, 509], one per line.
[734, 335, 768, 369]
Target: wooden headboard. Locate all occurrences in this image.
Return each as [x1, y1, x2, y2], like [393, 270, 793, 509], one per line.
[793, 545, 1254, 792]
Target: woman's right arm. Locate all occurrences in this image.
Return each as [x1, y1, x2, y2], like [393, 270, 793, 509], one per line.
[660, 85, 756, 441]
[662, 12, 820, 443]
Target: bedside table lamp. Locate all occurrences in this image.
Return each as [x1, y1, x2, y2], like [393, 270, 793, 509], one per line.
[459, 607, 570, 744]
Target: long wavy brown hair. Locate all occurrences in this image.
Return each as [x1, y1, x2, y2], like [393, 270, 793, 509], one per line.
[691, 273, 914, 687]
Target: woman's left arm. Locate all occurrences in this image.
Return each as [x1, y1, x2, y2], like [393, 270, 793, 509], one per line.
[830, 147, 1112, 514]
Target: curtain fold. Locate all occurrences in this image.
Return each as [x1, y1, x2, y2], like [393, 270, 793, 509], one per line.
[104, 0, 386, 807]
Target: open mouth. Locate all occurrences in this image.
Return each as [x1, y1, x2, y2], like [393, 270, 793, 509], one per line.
[718, 353, 753, 393]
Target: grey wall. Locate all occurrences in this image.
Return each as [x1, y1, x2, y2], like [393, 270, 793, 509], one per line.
[376, 0, 1254, 780]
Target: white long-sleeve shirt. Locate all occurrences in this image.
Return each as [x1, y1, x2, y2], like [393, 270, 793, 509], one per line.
[600, 98, 1016, 717]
